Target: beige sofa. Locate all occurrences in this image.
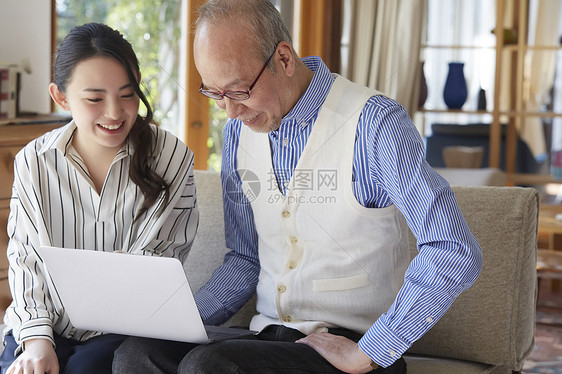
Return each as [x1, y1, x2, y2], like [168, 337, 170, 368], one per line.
[187, 170, 538, 374]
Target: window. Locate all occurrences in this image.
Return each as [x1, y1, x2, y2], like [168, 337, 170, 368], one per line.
[422, 0, 497, 133]
[55, 0, 182, 138]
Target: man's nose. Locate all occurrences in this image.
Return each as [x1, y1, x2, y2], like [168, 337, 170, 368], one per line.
[221, 97, 244, 119]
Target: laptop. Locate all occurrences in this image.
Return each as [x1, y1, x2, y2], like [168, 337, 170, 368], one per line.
[37, 246, 256, 344]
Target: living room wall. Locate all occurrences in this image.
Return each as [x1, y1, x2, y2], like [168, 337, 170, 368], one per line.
[0, 0, 52, 115]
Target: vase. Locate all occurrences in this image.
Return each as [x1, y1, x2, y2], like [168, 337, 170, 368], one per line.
[477, 87, 487, 111]
[443, 62, 468, 110]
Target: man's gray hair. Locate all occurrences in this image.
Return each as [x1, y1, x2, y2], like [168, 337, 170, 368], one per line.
[195, 0, 298, 66]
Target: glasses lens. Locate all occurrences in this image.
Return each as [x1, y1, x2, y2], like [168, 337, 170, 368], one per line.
[224, 91, 250, 101]
[200, 90, 224, 100]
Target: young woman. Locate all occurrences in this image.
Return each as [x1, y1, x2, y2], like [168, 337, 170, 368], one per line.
[0, 23, 198, 374]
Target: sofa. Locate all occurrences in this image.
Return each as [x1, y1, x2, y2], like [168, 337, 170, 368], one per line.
[187, 170, 539, 374]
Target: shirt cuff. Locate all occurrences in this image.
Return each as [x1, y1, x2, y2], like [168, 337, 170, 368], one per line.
[14, 318, 55, 355]
[358, 318, 411, 368]
[194, 289, 228, 325]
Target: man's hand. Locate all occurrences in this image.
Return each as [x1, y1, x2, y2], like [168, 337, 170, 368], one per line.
[7, 338, 59, 374]
[297, 332, 378, 373]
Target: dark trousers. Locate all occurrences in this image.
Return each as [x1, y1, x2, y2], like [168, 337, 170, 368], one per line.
[0, 330, 127, 374]
[113, 325, 407, 374]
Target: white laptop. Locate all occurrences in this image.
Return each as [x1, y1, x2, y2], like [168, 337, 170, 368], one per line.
[37, 246, 256, 344]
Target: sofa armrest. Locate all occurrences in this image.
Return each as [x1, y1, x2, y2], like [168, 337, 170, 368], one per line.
[406, 186, 538, 371]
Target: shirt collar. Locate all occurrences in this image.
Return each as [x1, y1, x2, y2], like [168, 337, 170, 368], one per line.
[38, 120, 132, 158]
[38, 120, 77, 156]
[280, 56, 335, 126]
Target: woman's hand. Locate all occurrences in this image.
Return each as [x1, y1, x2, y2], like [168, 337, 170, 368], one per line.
[297, 332, 377, 374]
[7, 338, 59, 374]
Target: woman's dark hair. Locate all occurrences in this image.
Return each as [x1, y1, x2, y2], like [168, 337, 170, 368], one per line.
[53, 22, 170, 219]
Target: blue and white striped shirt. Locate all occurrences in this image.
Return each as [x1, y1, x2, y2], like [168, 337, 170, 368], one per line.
[195, 56, 482, 367]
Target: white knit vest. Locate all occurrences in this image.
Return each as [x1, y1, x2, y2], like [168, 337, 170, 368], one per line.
[238, 75, 410, 335]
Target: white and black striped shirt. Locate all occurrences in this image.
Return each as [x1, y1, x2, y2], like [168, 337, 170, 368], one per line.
[4, 121, 198, 347]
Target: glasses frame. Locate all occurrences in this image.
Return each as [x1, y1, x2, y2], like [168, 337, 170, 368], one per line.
[198, 47, 277, 101]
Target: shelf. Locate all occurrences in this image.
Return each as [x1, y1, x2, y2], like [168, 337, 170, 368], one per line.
[498, 111, 562, 118]
[422, 44, 495, 50]
[418, 0, 561, 185]
[0, 113, 71, 127]
[503, 45, 562, 51]
[419, 109, 562, 118]
[419, 109, 492, 115]
[422, 45, 562, 52]
[508, 173, 560, 186]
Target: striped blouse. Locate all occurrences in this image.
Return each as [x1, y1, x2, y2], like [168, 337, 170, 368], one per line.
[195, 56, 482, 367]
[5, 122, 198, 348]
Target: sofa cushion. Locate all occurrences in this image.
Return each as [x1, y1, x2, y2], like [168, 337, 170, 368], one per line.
[185, 170, 227, 292]
[404, 354, 506, 374]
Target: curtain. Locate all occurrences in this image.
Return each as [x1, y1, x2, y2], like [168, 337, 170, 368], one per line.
[345, 0, 425, 116]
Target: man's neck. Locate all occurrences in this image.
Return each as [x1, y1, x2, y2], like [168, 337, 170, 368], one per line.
[282, 60, 315, 117]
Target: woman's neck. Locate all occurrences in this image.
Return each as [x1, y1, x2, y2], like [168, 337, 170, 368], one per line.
[72, 132, 121, 194]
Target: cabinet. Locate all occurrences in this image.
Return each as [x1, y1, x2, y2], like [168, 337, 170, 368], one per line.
[419, 0, 562, 185]
[0, 117, 68, 316]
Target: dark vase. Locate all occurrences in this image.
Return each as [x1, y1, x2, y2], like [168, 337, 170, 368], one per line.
[443, 62, 468, 110]
[478, 87, 487, 111]
[418, 61, 428, 108]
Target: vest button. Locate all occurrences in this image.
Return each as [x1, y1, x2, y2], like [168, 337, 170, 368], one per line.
[288, 261, 297, 270]
[290, 236, 298, 244]
[282, 315, 292, 322]
[282, 210, 290, 218]
[277, 284, 287, 293]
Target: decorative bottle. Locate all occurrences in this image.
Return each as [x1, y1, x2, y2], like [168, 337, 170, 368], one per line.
[443, 62, 468, 110]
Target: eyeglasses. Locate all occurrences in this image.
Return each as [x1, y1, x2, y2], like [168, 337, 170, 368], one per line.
[198, 48, 276, 101]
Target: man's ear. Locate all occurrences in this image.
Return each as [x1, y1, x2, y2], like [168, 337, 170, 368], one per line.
[49, 83, 70, 111]
[276, 41, 295, 78]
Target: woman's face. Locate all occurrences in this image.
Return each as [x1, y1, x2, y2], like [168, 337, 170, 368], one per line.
[52, 56, 140, 155]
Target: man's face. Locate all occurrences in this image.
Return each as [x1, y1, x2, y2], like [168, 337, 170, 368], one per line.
[194, 22, 287, 133]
